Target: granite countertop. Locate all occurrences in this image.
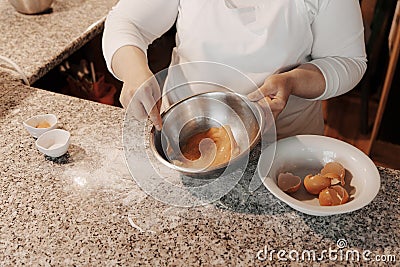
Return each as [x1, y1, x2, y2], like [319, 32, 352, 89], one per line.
[0, 0, 118, 84]
[0, 1, 399, 265]
[0, 78, 399, 265]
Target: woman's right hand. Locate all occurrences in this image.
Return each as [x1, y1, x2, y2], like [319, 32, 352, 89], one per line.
[111, 45, 163, 130]
[120, 71, 163, 131]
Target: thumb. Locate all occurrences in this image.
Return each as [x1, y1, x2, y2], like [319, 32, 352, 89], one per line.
[149, 105, 163, 131]
[247, 81, 275, 101]
[247, 89, 264, 102]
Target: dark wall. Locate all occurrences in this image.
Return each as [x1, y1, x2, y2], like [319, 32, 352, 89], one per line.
[379, 62, 400, 144]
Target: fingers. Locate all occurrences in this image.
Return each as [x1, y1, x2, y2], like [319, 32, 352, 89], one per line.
[248, 74, 291, 119]
[247, 89, 264, 102]
[120, 76, 163, 130]
[151, 76, 162, 104]
[248, 91, 281, 119]
[119, 86, 132, 109]
[141, 87, 162, 131]
[256, 98, 275, 133]
[120, 86, 149, 120]
[247, 79, 276, 101]
[131, 102, 148, 120]
[148, 77, 163, 130]
[249, 89, 286, 120]
[156, 99, 162, 113]
[147, 102, 162, 131]
[261, 97, 278, 119]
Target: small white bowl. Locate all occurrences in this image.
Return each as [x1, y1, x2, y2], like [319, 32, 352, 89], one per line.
[23, 114, 57, 138]
[35, 129, 71, 158]
[258, 135, 381, 216]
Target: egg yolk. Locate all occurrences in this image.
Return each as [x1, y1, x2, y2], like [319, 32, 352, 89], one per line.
[179, 125, 240, 168]
[36, 121, 51, 128]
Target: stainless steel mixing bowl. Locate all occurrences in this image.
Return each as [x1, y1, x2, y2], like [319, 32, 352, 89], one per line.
[8, 0, 54, 14]
[149, 91, 265, 177]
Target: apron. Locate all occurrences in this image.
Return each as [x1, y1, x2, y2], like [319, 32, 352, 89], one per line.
[163, 0, 324, 138]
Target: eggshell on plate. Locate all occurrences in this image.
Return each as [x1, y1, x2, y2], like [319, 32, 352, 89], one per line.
[277, 172, 301, 193]
[304, 174, 331, 195]
[321, 162, 345, 186]
[319, 185, 349, 206]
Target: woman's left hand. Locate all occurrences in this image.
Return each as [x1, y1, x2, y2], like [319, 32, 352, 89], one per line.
[247, 64, 326, 119]
[247, 73, 293, 119]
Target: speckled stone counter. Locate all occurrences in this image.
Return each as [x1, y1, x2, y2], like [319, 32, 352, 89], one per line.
[0, 0, 399, 265]
[0, 0, 118, 84]
[0, 73, 399, 265]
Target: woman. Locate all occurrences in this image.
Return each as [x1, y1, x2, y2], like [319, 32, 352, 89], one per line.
[102, 0, 366, 139]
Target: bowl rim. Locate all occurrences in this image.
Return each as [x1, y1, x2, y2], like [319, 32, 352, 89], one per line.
[149, 91, 265, 175]
[35, 128, 71, 151]
[23, 114, 58, 138]
[23, 113, 58, 129]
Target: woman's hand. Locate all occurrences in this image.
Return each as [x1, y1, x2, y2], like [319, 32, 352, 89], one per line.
[247, 64, 326, 119]
[120, 71, 162, 130]
[247, 73, 293, 118]
[112, 45, 163, 130]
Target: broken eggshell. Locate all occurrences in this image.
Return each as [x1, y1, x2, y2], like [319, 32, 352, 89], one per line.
[303, 174, 331, 195]
[277, 172, 301, 193]
[319, 185, 349, 206]
[321, 162, 345, 186]
[258, 135, 381, 216]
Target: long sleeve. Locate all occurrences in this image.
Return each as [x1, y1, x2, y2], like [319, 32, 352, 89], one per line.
[102, 0, 179, 77]
[306, 0, 367, 100]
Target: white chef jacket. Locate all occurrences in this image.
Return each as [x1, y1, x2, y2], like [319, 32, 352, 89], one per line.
[102, 0, 367, 139]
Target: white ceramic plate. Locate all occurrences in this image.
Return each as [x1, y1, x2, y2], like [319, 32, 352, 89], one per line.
[258, 135, 380, 216]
